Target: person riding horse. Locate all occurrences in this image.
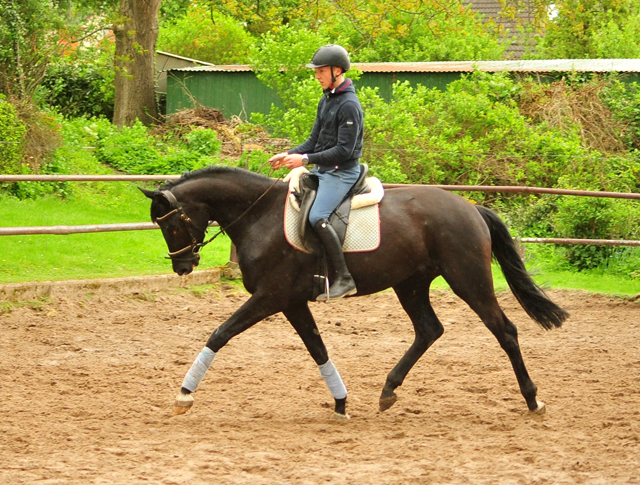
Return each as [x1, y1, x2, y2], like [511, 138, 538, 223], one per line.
[269, 44, 364, 301]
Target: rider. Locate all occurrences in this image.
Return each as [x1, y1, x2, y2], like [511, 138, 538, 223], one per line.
[269, 44, 364, 301]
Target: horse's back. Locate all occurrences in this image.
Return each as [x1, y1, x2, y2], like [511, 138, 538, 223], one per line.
[379, 186, 489, 247]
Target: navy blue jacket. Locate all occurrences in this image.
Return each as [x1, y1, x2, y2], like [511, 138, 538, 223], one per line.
[288, 79, 363, 172]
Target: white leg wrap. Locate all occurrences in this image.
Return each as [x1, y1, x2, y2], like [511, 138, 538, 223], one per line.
[319, 359, 347, 400]
[181, 347, 216, 392]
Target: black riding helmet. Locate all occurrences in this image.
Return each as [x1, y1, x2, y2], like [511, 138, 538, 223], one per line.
[306, 44, 350, 73]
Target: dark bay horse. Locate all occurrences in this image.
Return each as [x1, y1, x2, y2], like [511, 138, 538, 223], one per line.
[141, 166, 568, 418]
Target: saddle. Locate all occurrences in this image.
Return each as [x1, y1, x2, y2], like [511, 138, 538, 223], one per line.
[283, 165, 384, 301]
[295, 164, 371, 251]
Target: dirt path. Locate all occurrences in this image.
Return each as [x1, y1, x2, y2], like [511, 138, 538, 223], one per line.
[1, 285, 639, 484]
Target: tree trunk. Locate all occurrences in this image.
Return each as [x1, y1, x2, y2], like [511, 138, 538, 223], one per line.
[113, 0, 161, 127]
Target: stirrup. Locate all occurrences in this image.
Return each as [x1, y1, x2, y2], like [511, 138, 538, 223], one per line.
[316, 278, 357, 302]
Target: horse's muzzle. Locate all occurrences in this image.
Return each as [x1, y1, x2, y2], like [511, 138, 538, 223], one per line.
[173, 253, 200, 276]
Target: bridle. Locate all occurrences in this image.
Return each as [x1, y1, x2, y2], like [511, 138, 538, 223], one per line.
[155, 190, 208, 264]
[155, 177, 281, 264]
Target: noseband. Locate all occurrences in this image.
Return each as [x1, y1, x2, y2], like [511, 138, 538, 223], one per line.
[156, 190, 207, 264]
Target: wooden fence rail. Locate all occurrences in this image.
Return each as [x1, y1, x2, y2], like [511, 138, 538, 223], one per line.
[1, 175, 639, 246]
[2, 174, 640, 200]
[0, 222, 219, 236]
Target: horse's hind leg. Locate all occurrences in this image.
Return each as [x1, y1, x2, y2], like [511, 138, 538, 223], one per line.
[482, 305, 545, 413]
[284, 301, 349, 418]
[380, 276, 444, 412]
[445, 268, 545, 414]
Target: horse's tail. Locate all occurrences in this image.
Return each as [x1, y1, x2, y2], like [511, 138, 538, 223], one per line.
[475, 205, 568, 330]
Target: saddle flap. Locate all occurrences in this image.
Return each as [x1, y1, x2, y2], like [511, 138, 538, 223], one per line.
[298, 173, 319, 245]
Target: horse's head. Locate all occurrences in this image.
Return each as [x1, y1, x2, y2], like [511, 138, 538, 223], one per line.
[140, 187, 209, 276]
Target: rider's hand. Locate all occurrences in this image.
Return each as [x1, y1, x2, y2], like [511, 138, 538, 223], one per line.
[268, 152, 287, 169]
[283, 153, 305, 169]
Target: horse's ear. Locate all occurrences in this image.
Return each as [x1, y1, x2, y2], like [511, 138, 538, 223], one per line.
[139, 187, 157, 199]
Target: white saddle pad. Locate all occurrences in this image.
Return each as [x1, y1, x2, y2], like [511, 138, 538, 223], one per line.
[282, 167, 383, 254]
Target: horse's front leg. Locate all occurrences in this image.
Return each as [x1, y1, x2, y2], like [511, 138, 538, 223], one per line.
[173, 293, 281, 415]
[283, 301, 349, 419]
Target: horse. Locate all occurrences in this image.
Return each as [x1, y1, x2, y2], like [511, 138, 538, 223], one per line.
[140, 165, 568, 418]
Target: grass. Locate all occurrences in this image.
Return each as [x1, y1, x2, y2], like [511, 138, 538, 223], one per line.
[531, 269, 640, 295]
[430, 263, 640, 296]
[0, 187, 232, 283]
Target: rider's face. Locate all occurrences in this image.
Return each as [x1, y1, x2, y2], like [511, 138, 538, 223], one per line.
[315, 66, 341, 90]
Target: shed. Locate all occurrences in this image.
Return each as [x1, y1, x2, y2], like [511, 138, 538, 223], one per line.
[166, 59, 640, 119]
[156, 51, 214, 93]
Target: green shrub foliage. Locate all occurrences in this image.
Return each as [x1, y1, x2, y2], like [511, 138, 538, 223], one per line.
[157, 6, 254, 64]
[40, 44, 115, 120]
[0, 96, 26, 173]
[95, 121, 221, 175]
[535, 0, 640, 59]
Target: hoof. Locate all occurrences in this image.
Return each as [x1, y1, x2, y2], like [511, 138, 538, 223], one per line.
[531, 400, 546, 415]
[379, 393, 398, 412]
[332, 412, 351, 421]
[172, 392, 194, 415]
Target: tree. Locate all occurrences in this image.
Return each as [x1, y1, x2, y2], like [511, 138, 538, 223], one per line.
[0, 0, 65, 98]
[537, 0, 639, 58]
[317, 0, 506, 62]
[113, 0, 162, 127]
[500, 0, 640, 59]
[157, 5, 255, 64]
[209, 0, 319, 35]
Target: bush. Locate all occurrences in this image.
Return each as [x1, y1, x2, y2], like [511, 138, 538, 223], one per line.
[0, 96, 26, 174]
[249, 25, 331, 144]
[535, 0, 640, 59]
[358, 71, 587, 189]
[2, 155, 71, 200]
[95, 121, 221, 175]
[12, 99, 61, 172]
[549, 154, 640, 270]
[552, 196, 638, 270]
[184, 128, 222, 156]
[40, 42, 115, 120]
[250, 77, 320, 145]
[602, 80, 640, 151]
[1, 109, 70, 200]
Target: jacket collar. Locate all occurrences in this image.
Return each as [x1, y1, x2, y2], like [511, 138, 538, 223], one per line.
[325, 78, 354, 97]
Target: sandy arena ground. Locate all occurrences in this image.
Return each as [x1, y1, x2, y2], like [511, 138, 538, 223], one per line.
[1, 284, 639, 484]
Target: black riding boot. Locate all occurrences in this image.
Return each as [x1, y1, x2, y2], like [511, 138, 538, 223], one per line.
[314, 218, 357, 301]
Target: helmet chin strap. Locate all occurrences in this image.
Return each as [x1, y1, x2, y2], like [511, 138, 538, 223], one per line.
[330, 66, 344, 90]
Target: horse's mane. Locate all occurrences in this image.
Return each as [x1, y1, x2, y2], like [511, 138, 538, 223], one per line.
[160, 165, 272, 191]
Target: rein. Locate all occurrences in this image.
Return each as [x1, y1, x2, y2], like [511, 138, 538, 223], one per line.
[157, 177, 282, 262]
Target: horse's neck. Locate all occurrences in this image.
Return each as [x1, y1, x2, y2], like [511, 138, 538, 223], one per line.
[179, 174, 278, 227]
